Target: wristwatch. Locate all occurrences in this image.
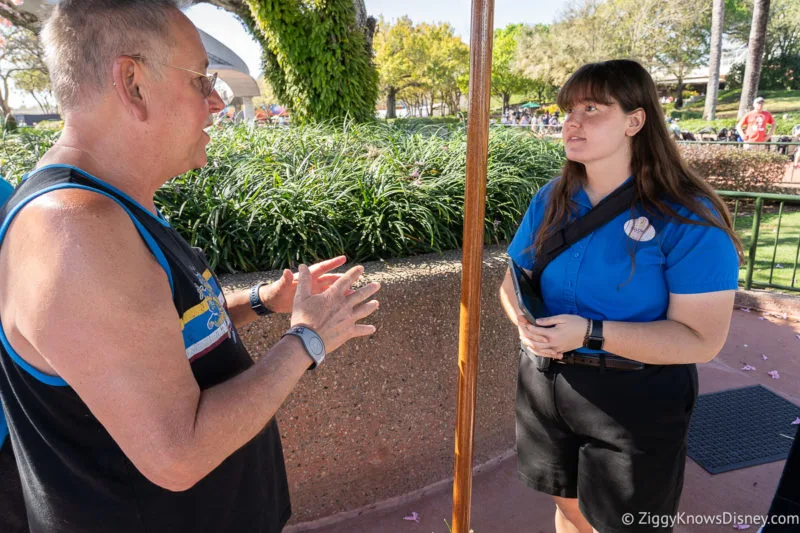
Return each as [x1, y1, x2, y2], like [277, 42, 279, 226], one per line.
[583, 319, 604, 351]
[249, 282, 273, 316]
[282, 325, 326, 369]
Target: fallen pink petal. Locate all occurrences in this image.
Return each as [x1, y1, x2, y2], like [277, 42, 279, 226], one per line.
[732, 525, 751, 531]
[792, 417, 800, 425]
[740, 307, 751, 312]
[741, 364, 756, 371]
[761, 354, 768, 360]
[768, 370, 780, 379]
[758, 317, 766, 321]
[795, 334, 800, 341]
[403, 511, 419, 523]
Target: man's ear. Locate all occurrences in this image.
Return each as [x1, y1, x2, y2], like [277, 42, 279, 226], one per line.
[112, 57, 148, 122]
[626, 108, 646, 137]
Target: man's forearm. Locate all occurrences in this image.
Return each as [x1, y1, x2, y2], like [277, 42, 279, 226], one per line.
[160, 335, 311, 490]
[603, 319, 721, 365]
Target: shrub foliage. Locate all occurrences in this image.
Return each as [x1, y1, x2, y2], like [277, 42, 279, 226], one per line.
[246, 0, 379, 124]
[4, 124, 793, 274]
[679, 144, 788, 193]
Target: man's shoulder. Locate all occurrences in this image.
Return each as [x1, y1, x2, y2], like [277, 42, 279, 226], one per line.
[3, 187, 150, 271]
[14, 187, 132, 230]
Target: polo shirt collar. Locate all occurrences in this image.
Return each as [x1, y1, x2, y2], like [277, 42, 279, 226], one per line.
[574, 175, 634, 209]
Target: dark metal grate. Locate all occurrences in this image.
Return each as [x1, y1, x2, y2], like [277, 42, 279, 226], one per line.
[687, 385, 799, 474]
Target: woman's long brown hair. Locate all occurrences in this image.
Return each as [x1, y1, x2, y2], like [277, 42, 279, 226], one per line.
[533, 59, 743, 262]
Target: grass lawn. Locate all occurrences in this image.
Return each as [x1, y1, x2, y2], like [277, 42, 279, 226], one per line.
[667, 89, 800, 135]
[732, 205, 800, 290]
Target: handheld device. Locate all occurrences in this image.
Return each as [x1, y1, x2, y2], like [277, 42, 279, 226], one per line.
[508, 257, 554, 371]
[508, 257, 553, 326]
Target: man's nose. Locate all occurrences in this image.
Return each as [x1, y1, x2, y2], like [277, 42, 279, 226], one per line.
[207, 90, 225, 114]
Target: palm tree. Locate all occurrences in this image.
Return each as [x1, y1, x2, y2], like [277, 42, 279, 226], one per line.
[704, 0, 724, 121]
[737, 0, 771, 119]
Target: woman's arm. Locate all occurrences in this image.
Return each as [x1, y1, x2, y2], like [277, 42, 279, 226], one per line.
[499, 268, 522, 326]
[529, 290, 736, 365]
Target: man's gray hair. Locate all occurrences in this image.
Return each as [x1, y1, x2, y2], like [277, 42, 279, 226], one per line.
[42, 0, 192, 110]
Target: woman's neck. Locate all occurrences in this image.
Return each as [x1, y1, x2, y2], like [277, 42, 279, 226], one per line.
[583, 155, 632, 206]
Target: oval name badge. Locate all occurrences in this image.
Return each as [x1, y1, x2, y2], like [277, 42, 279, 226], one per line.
[624, 216, 656, 242]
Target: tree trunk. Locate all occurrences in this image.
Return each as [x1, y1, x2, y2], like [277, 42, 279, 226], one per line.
[385, 87, 397, 119]
[675, 80, 685, 109]
[738, 0, 771, 119]
[502, 93, 510, 113]
[704, 0, 724, 121]
[0, 76, 11, 118]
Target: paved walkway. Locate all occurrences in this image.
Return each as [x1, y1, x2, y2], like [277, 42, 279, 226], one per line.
[287, 308, 800, 533]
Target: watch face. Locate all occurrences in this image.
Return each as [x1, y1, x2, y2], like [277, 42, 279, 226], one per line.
[587, 337, 604, 350]
[308, 337, 324, 357]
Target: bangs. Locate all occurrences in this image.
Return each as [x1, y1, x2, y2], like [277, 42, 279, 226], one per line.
[556, 64, 617, 111]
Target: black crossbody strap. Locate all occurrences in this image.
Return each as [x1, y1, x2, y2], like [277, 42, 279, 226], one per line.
[525, 179, 636, 296]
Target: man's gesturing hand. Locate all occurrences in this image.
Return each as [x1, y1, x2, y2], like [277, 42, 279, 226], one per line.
[290, 264, 380, 353]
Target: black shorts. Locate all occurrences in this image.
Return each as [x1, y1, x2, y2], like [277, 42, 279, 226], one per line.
[0, 439, 28, 533]
[515, 350, 698, 533]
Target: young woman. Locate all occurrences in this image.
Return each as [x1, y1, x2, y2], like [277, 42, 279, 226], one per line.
[499, 60, 742, 533]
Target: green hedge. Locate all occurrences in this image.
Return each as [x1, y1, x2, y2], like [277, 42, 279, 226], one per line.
[1, 123, 562, 273]
[4, 123, 792, 275]
[679, 144, 789, 193]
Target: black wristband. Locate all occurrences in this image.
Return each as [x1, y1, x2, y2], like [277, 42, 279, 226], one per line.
[583, 319, 604, 350]
[249, 282, 273, 316]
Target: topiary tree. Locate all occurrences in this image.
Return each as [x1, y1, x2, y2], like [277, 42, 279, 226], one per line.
[239, 0, 378, 124]
[204, 0, 378, 123]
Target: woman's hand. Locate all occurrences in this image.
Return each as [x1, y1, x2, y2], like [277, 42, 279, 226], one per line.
[518, 314, 589, 358]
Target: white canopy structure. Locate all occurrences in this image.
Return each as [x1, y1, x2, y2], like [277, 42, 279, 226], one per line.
[19, 1, 262, 121]
[198, 28, 261, 121]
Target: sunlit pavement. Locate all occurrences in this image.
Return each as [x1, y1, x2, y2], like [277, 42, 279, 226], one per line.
[286, 308, 800, 533]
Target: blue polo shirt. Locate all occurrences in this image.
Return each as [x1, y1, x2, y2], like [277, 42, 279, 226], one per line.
[508, 178, 739, 350]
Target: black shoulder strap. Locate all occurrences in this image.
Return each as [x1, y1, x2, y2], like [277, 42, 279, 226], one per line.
[525, 179, 636, 296]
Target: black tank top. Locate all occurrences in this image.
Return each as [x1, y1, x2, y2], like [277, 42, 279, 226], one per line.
[0, 165, 291, 533]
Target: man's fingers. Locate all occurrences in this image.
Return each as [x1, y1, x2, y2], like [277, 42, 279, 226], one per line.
[352, 299, 379, 321]
[308, 256, 347, 276]
[295, 264, 312, 300]
[314, 273, 341, 289]
[331, 265, 364, 293]
[350, 323, 377, 338]
[347, 282, 381, 306]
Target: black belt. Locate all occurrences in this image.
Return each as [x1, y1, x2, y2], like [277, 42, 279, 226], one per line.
[549, 351, 645, 371]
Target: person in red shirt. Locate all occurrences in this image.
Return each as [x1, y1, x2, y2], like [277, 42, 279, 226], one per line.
[736, 96, 775, 144]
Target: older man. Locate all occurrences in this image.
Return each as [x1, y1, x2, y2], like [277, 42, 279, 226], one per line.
[0, 1, 380, 532]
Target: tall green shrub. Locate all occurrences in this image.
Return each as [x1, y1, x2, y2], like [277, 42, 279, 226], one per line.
[246, 0, 379, 124]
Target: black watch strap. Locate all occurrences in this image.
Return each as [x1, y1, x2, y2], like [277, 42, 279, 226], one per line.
[249, 283, 273, 316]
[583, 319, 604, 350]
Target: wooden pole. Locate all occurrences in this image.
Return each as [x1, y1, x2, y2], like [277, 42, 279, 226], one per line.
[451, 0, 494, 532]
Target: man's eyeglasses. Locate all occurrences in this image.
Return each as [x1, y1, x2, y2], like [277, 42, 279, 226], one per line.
[130, 55, 218, 98]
